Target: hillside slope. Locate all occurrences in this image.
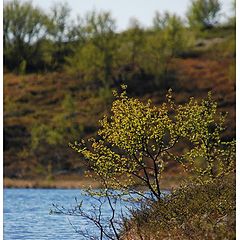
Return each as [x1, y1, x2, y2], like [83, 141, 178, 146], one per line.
[4, 30, 235, 180]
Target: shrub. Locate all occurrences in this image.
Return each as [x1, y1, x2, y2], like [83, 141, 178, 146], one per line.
[3, 0, 49, 71]
[143, 12, 193, 88]
[55, 87, 235, 239]
[65, 10, 117, 89]
[30, 94, 83, 173]
[123, 175, 235, 240]
[71, 87, 235, 199]
[187, 0, 221, 30]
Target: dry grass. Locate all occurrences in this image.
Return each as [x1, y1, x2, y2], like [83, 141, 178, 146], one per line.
[3, 172, 184, 190]
[4, 177, 102, 189]
[122, 175, 235, 240]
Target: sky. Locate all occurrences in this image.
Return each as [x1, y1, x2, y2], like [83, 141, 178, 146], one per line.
[12, 0, 234, 31]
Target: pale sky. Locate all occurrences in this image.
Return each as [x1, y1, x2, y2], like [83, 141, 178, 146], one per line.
[5, 0, 234, 31]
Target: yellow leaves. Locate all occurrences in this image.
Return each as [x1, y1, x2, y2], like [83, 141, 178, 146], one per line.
[120, 84, 127, 90]
[73, 87, 235, 190]
[101, 92, 173, 153]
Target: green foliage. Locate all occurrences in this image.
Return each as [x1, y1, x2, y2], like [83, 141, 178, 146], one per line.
[4, 0, 234, 79]
[31, 94, 81, 148]
[33, 39, 54, 70]
[3, 0, 49, 71]
[65, 10, 117, 88]
[122, 18, 145, 67]
[66, 11, 193, 90]
[49, 2, 71, 43]
[18, 60, 27, 75]
[31, 124, 50, 150]
[98, 87, 113, 104]
[48, 2, 72, 68]
[30, 94, 83, 172]
[111, 19, 145, 86]
[3, 0, 73, 72]
[66, 42, 105, 82]
[161, 13, 192, 57]
[71, 87, 235, 199]
[176, 93, 235, 182]
[142, 12, 193, 88]
[141, 31, 167, 87]
[187, 0, 221, 29]
[4, 96, 18, 116]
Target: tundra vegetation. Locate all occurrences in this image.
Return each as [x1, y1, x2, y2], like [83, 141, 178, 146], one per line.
[4, 0, 235, 177]
[4, 0, 235, 238]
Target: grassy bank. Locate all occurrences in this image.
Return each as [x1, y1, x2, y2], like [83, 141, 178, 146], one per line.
[4, 177, 100, 189]
[3, 172, 184, 190]
[122, 174, 235, 240]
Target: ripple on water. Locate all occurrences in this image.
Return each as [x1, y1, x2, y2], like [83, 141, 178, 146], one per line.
[4, 188, 131, 240]
[4, 188, 169, 239]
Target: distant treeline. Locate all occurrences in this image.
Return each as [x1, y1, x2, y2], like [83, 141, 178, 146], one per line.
[4, 0, 235, 86]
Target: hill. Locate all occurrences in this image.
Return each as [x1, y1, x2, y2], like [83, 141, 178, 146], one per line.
[3, 27, 235, 185]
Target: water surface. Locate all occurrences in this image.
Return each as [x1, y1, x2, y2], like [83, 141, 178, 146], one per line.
[4, 188, 169, 239]
[4, 188, 125, 240]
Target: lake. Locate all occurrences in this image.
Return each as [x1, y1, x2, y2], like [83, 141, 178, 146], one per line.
[4, 188, 134, 240]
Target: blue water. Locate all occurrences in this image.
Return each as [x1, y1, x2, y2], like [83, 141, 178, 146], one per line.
[4, 188, 133, 240]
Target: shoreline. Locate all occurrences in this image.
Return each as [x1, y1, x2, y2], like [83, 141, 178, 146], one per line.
[3, 177, 102, 189]
[4, 174, 182, 190]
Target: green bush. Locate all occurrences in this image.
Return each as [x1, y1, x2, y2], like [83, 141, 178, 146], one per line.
[30, 94, 83, 173]
[142, 12, 194, 88]
[65, 10, 117, 89]
[3, 0, 49, 71]
[56, 87, 235, 240]
[71, 87, 235, 199]
[18, 60, 27, 75]
[187, 0, 221, 30]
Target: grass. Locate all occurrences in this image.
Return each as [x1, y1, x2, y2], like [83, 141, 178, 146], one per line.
[3, 172, 184, 190]
[122, 174, 235, 240]
[3, 176, 102, 189]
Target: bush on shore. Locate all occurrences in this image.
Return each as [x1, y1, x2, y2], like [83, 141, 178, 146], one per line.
[122, 174, 235, 240]
[67, 87, 235, 239]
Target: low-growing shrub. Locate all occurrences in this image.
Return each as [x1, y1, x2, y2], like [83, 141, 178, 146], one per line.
[123, 175, 235, 240]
